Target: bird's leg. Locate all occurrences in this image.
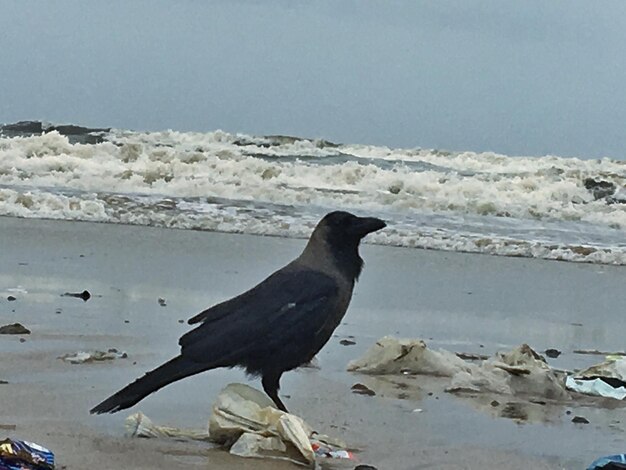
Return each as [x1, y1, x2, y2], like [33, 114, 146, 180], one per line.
[262, 373, 288, 412]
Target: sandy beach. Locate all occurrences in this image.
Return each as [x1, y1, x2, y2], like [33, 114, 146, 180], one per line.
[1, 216, 625, 469]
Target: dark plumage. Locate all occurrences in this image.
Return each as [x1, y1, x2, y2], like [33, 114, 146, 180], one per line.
[90, 211, 385, 414]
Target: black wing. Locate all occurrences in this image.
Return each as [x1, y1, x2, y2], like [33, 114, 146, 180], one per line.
[178, 268, 339, 371]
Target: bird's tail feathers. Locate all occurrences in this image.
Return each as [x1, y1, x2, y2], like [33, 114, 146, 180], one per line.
[90, 355, 206, 414]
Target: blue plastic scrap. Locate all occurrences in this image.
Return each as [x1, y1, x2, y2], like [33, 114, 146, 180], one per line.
[588, 454, 626, 470]
[0, 439, 54, 470]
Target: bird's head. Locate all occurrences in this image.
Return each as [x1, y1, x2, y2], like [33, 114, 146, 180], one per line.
[303, 211, 386, 281]
[316, 211, 386, 242]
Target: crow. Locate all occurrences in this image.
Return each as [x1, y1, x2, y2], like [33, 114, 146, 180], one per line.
[90, 211, 385, 414]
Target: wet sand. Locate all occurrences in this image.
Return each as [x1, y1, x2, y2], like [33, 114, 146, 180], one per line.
[1, 216, 625, 469]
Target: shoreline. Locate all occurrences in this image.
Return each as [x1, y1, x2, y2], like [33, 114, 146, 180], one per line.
[1, 214, 622, 268]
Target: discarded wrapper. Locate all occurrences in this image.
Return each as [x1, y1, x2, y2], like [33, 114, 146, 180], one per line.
[348, 337, 570, 401]
[0, 438, 55, 470]
[125, 383, 354, 466]
[566, 356, 626, 400]
[587, 453, 626, 470]
[58, 349, 127, 364]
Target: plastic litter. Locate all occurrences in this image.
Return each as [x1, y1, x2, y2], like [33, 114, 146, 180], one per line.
[125, 412, 212, 441]
[125, 383, 353, 466]
[348, 337, 570, 401]
[347, 336, 471, 376]
[0, 438, 54, 470]
[587, 453, 626, 470]
[58, 349, 127, 364]
[565, 356, 626, 399]
[566, 377, 626, 400]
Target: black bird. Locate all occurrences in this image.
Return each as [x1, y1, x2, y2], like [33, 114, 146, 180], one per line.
[90, 211, 385, 414]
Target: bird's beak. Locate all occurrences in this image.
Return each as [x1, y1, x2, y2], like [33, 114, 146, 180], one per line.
[351, 216, 386, 237]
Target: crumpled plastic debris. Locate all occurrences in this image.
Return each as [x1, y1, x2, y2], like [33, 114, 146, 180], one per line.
[125, 412, 212, 441]
[125, 383, 353, 466]
[0, 438, 55, 470]
[58, 348, 127, 364]
[566, 356, 626, 400]
[348, 337, 570, 401]
[347, 336, 471, 376]
[587, 453, 626, 470]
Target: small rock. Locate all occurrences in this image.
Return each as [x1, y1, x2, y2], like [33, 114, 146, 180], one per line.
[545, 348, 561, 358]
[178, 319, 184, 324]
[566, 410, 572, 415]
[158, 297, 167, 307]
[351, 383, 376, 396]
[124, 320, 130, 323]
[490, 400, 500, 407]
[55, 308, 62, 314]
[7, 296, 16, 301]
[19, 338, 26, 343]
[340, 339, 356, 346]
[355, 466, 378, 470]
[0, 323, 31, 335]
[0, 380, 8, 384]
[572, 416, 589, 424]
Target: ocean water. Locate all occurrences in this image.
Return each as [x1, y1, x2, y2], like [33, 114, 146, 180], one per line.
[1, 122, 626, 265]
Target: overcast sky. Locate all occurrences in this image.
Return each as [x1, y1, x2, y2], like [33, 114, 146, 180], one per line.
[1, 1, 625, 159]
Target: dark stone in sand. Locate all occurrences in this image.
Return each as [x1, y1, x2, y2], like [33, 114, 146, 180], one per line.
[490, 400, 500, 407]
[62, 290, 91, 301]
[0, 323, 30, 334]
[0, 380, 8, 384]
[158, 297, 167, 307]
[355, 466, 378, 470]
[340, 339, 356, 346]
[7, 296, 16, 301]
[351, 383, 376, 396]
[545, 348, 562, 358]
[572, 416, 589, 424]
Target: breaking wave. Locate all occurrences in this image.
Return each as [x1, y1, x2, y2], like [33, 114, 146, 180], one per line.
[2, 122, 626, 265]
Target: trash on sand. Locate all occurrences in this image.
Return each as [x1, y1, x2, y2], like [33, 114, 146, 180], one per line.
[587, 454, 626, 470]
[125, 383, 353, 466]
[456, 352, 489, 361]
[348, 337, 570, 401]
[0, 323, 31, 335]
[125, 412, 212, 441]
[565, 377, 626, 400]
[58, 348, 127, 364]
[61, 290, 91, 301]
[158, 297, 167, 307]
[347, 336, 471, 376]
[565, 356, 626, 399]
[574, 349, 626, 357]
[0, 438, 55, 470]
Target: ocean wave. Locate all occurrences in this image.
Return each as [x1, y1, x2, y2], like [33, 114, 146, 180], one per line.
[1, 122, 626, 265]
